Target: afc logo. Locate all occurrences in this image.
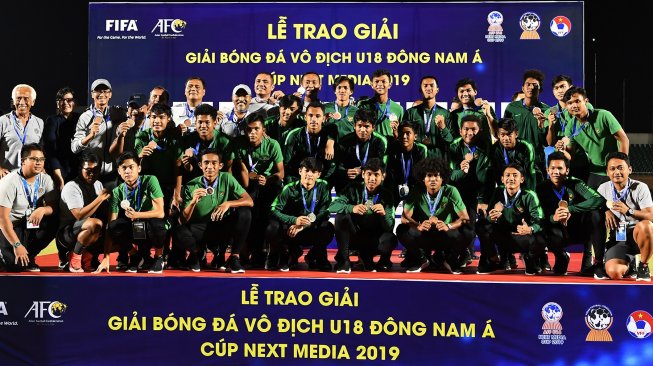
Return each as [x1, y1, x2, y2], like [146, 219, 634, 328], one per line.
[152, 19, 187, 34]
[24, 301, 67, 319]
[106, 19, 139, 32]
[0, 301, 7, 316]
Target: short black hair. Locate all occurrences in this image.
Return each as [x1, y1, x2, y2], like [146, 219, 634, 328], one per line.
[497, 118, 518, 134]
[605, 152, 630, 167]
[151, 86, 170, 106]
[551, 75, 573, 88]
[460, 114, 482, 129]
[372, 69, 392, 80]
[198, 148, 222, 163]
[414, 157, 451, 184]
[354, 108, 376, 126]
[332, 76, 355, 92]
[503, 163, 524, 176]
[455, 78, 477, 93]
[79, 151, 99, 166]
[194, 103, 217, 120]
[186, 76, 206, 89]
[305, 101, 325, 113]
[244, 112, 266, 126]
[562, 86, 588, 103]
[523, 69, 545, 86]
[362, 157, 385, 174]
[547, 151, 569, 168]
[398, 121, 417, 134]
[280, 94, 303, 111]
[300, 71, 320, 84]
[20, 143, 44, 161]
[299, 157, 323, 172]
[419, 75, 439, 93]
[117, 151, 140, 166]
[150, 103, 172, 118]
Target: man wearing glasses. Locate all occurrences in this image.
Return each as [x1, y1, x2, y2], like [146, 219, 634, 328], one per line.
[0, 144, 58, 272]
[72, 79, 116, 185]
[57, 152, 111, 272]
[0, 84, 44, 178]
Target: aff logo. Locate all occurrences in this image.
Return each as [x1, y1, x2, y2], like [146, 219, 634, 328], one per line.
[0, 301, 7, 316]
[24, 301, 67, 319]
[151, 19, 187, 34]
[106, 19, 139, 32]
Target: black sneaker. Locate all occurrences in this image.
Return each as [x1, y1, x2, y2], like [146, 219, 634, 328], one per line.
[26, 262, 41, 272]
[553, 252, 570, 275]
[540, 254, 552, 272]
[359, 256, 375, 272]
[375, 256, 393, 272]
[210, 252, 226, 271]
[278, 250, 290, 272]
[187, 253, 200, 273]
[58, 259, 69, 270]
[148, 256, 165, 274]
[523, 254, 541, 276]
[265, 252, 279, 271]
[461, 249, 473, 267]
[315, 256, 332, 272]
[501, 253, 518, 270]
[289, 246, 303, 270]
[444, 253, 463, 274]
[126, 254, 141, 273]
[476, 258, 501, 274]
[625, 261, 637, 279]
[406, 257, 429, 273]
[335, 260, 352, 274]
[227, 255, 245, 274]
[580, 263, 598, 276]
[593, 265, 609, 280]
[304, 251, 318, 269]
[637, 263, 651, 282]
[399, 248, 407, 258]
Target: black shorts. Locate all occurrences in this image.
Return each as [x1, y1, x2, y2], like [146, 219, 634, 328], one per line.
[56, 219, 88, 249]
[605, 228, 639, 263]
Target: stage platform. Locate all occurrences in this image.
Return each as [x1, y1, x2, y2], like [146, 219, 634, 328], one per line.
[1, 251, 651, 366]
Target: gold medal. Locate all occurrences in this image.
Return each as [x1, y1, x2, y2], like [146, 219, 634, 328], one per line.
[558, 200, 568, 208]
[422, 137, 431, 145]
[464, 153, 473, 162]
[429, 216, 439, 225]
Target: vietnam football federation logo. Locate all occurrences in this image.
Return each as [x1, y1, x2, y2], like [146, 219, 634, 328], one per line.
[627, 310, 653, 339]
[519, 12, 541, 40]
[585, 305, 613, 342]
[550, 16, 572, 37]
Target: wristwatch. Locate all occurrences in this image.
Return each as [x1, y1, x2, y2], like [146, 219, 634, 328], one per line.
[627, 208, 635, 216]
[447, 223, 453, 230]
[12, 242, 22, 249]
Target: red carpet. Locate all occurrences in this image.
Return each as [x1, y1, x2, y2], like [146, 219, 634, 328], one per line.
[3, 250, 649, 285]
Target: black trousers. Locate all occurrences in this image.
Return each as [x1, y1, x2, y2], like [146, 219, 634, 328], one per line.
[247, 180, 282, 255]
[476, 218, 547, 259]
[544, 210, 606, 261]
[0, 216, 57, 271]
[108, 218, 166, 256]
[334, 213, 397, 258]
[173, 207, 251, 254]
[396, 222, 473, 257]
[266, 217, 334, 255]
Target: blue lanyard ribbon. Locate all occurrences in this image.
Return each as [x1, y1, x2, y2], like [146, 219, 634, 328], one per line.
[569, 118, 587, 138]
[335, 103, 349, 119]
[20, 173, 40, 209]
[401, 153, 411, 184]
[503, 148, 511, 165]
[124, 178, 142, 211]
[203, 176, 218, 191]
[356, 141, 371, 166]
[302, 186, 318, 214]
[193, 137, 216, 155]
[247, 148, 258, 173]
[363, 189, 380, 204]
[552, 185, 566, 201]
[185, 103, 195, 122]
[465, 144, 477, 155]
[423, 108, 434, 134]
[305, 128, 321, 157]
[376, 100, 391, 123]
[149, 131, 166, 150]
[425, 189, 443, 216]
[503, 189, 521, 209]
[11, 112, 30, 145]
[611, 179, 631, 202]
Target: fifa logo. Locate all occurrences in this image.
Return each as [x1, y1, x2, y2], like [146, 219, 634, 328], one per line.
[105, 20, 139, 32]
[0, 301, 7, 316]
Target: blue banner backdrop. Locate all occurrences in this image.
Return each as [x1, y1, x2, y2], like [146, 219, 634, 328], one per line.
[89, 2, 583, 112]
[1, 276, 652, 365]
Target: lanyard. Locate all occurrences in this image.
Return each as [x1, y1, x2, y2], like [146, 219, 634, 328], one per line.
[193, 136, 216, 155]
[465, 144, 477, 155]
[425, 189, 443, 217]
[503, 148, 511, 165]
[20, 173, 40, 209]
[124, 178, 142, 211]
[376, 99, 391, 123]
[149, 131, 166, 150]
[11, 112, 31, 145]
[423, 108, 434, 134]
[91, 106, 111, 126]
[305, 128, 321, 157]
[552, 185, 566, 201]
[363, 188, 380, 204]
[503, 189, 522, 209]
[185, 103, 195, 122]
[301, 186, 318, 214]
[401, 153, 411, 184]
[247, 148, 259, 173]
[569, 118, 587, 138]
[611, 179, 631, 203]
[356, 141, 371, 166]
